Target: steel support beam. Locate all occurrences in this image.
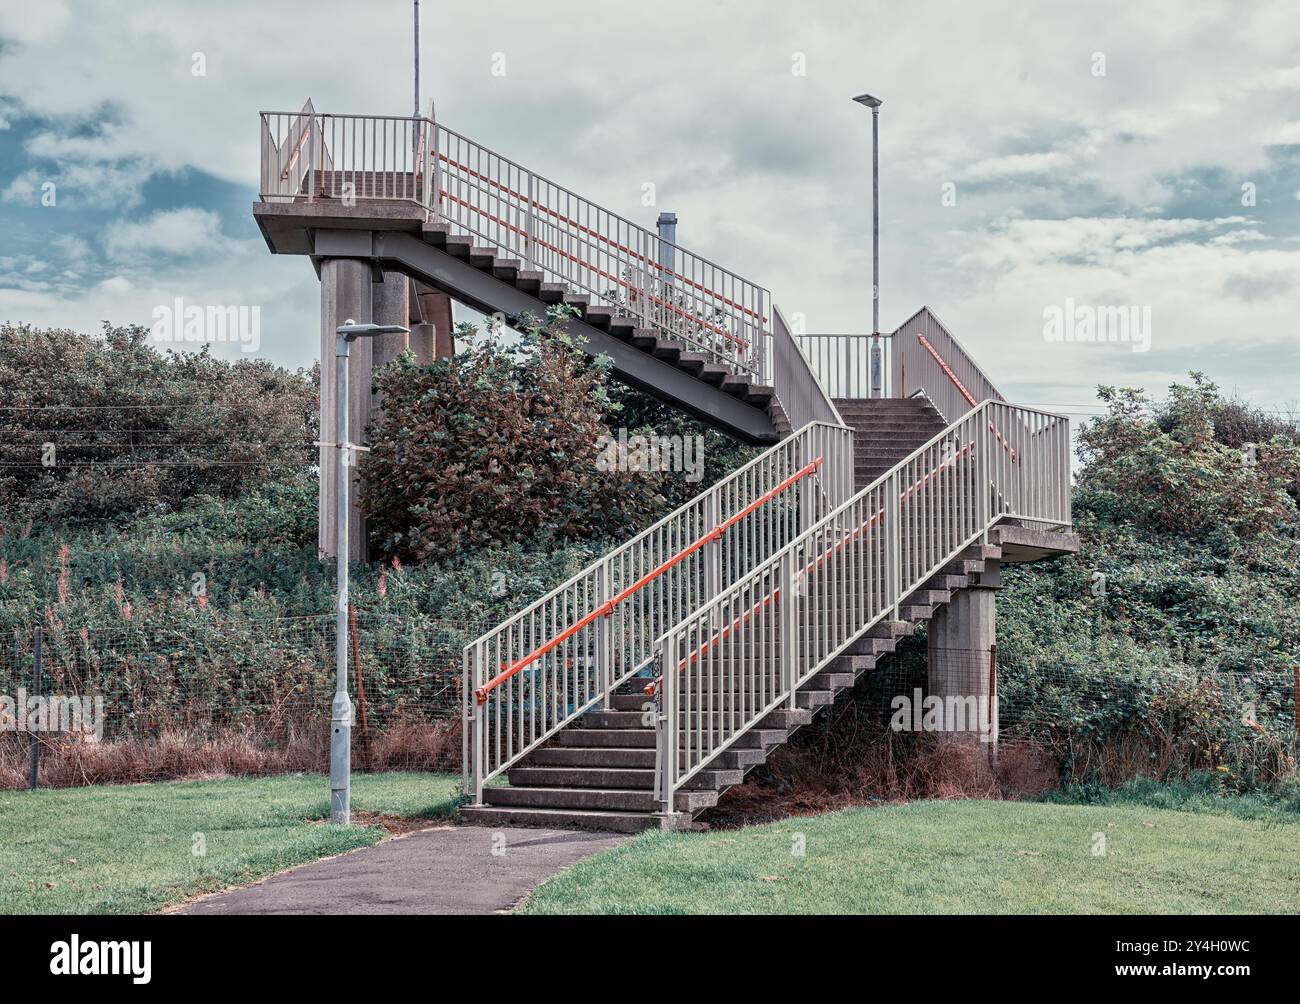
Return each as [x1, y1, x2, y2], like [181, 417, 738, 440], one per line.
[312, 229, 778, 444]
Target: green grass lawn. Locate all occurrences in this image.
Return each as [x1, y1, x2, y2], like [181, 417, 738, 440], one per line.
[0, 772, 461, 914]
[519, 799, 1300, 914]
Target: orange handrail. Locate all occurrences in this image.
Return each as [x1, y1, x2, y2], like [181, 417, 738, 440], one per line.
[917, 335, 1017, 463]
[435, 152, 768, 324]
[439, 189, 750, 352]
[474, 457, 824, 705]
[645, 439, 978, 694]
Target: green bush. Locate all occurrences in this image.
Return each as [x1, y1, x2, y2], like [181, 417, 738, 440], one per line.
[0, 322, 317, 526]
[361, 313, 673, 560]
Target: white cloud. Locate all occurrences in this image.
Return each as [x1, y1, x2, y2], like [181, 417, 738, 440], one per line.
[104, 208, 229, 259]
[50, 234, 91, 260]
[0, 0, 1298, 410]
[96, 275, 134, 294]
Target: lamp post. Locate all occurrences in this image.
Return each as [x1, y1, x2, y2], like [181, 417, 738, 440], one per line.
[330, 319, 409, 825]
[852, 92, 882, 396]
[413, 1, 421, 117]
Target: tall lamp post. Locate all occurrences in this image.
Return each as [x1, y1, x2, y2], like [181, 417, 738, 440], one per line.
[330, 319, 409, 825]
[852, 92, 882, 396]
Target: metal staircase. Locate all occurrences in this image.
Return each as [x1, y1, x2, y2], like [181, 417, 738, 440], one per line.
[252, 103, 1076, 831]
[254, 103, 836, 443]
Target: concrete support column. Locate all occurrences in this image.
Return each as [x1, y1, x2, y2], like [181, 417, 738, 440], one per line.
[926, 560, 1000, 746]
[319, 258, 372, 561]
[372, 270, 411, 375]
[414, 290, 455, 363]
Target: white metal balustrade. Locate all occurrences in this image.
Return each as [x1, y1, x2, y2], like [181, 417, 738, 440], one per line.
[893, 307, 1006, 422]
[259, 107, 771, 381]
[461, 421, 854, 802]
[652, 399, 1070, 808]
[797, 333, 893, 399]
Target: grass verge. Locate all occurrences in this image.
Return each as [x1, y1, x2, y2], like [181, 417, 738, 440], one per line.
[519, 798, 1300, 914]
[0, 772, 461, 914]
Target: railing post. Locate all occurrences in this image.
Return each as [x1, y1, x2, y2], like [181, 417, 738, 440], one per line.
[306, 115, 316, 199]
[704, 493, 721, 600]
[430, 121, 442, 221]
[799, 435, 816, 533]
[461, 647, 470, 798]
[886, 470, 902, 620]
[471, 641, 485, 805]
[654, 648, 675, 816]
[639, 231, 651, 329]
[524, 173, 536, 270]
[781, 550, 798, 708]
[598, 562, 613, 710]
[977, 404, 990, 542]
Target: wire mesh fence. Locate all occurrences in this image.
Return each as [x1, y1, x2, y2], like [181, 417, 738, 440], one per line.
[835, 645, 1298, 788]
[0, 610, 484, 789]
[3, 619, 1294, 795]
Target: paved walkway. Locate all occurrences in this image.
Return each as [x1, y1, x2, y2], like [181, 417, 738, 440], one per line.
[173, 825, 628, 915]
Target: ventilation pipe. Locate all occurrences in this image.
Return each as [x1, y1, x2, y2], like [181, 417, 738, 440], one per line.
[656, 212, 677, 280]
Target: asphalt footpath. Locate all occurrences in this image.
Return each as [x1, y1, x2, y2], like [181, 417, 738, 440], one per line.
[172, 825, 628, 915]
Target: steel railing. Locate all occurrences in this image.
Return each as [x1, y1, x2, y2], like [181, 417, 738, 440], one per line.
[766, 306, 844, 429]
[462, 421, 854, 802]
[797, 333, 893, 399]
[651, 399, 1070, 808]
[893, 307, 1005, 421]
[259, 107, 771, 381]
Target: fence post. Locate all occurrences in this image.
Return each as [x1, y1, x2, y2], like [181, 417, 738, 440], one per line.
[987, 643, 999, 771]
[347, 605, 371, 771]
[29, 626, 42, 790]
[1293, 665, 1299, 738]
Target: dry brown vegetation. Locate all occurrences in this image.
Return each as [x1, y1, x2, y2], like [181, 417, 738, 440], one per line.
[0, 714, 461, 790]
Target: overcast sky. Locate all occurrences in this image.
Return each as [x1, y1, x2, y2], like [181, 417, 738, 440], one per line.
[2, 0, 1299, 421]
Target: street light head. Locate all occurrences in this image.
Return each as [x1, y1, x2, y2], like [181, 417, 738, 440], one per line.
[336, 320, 411, 340]
[853, 93, 882, 108]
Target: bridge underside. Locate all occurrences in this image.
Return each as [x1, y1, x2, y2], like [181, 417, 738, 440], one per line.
[255, 200, 783, 560]
[254, 202, 781, 443]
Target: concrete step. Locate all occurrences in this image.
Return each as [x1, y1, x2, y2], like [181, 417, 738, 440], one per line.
[531, 745, 767, 771]
[484, 785, 716, 813]
[530, 746, 655, 768]
[582, 305, 616, 328]
[557, 728, 655, 748]
[508, 765, 742, 791]
[810, 670, 854, 690]
[458, 805, 675, 833]
[830, 653, 878, 672]
[923, 573, 971, 590]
